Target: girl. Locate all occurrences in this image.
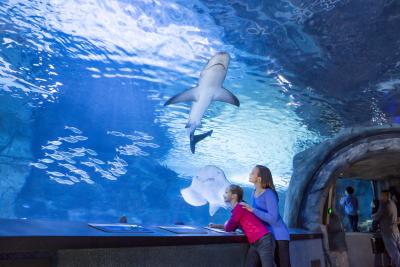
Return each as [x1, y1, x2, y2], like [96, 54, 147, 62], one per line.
[209, 184, 275, 267]
[241, 165, 291, 267]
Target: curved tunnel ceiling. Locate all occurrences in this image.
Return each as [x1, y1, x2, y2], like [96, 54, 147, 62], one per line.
[203, 0, 400, 134]
[341, 152, 400, 180]
[285, 126, 400, 230]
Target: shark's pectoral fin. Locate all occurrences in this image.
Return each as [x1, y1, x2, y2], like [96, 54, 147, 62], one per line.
[213, 87, 240, 107]
[181, 187, 207, 206]
[190, 130, 213, 153]
[164, 87, 198, 106]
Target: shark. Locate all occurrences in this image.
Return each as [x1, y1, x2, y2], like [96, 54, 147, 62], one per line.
[181, 165, 231, 216]
[164, 52, 240, 153]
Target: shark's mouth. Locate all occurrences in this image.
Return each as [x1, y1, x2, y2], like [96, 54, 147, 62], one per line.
[205, 62, 227, 71]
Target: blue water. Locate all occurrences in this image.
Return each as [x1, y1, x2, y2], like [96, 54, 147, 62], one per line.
[0, 0, 398, 225]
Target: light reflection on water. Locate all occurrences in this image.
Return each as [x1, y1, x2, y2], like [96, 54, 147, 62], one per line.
[0, 0, 326, 183]
[158, 71, 322, 188]
[0, 0, 351, 223]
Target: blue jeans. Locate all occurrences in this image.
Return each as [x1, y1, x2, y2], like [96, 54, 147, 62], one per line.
[348, 215, 358, 232]
[245, 233, 275, 267]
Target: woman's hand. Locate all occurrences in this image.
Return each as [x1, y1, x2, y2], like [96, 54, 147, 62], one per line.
[240, 202, 253, 212]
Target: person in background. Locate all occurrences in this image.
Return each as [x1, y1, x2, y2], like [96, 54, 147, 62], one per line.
[389, 187, 400, 218]
[240, 165, 291, 267]
[209, 184, 275, 267]
[370, 198, 380, 232]
[372, 190, 400, 267]
[325, 211, 350, 267]
[339, 186, 359, 232]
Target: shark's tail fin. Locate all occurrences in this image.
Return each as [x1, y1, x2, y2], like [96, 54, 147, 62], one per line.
[190, 130, 213, 154]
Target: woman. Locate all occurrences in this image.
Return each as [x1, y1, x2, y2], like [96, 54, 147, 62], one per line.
[241, 165, 291, 267]
[209, 184, 275, 267]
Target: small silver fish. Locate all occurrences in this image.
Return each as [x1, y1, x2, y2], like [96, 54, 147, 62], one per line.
[66, 174, 80, 183]
[74, 135, 88, 141]
[52, 177, 74, 185]
[89, 157, 104, 165]
[69, 147, 86, 153]
[110, 168, 127, 176]
[141, 135, 154, 141]
[81, 177, 95, 184]
[81, 161, 96, 167]
[46, 171, 65, 177]
[64, 157, 77, 164]
[45, 153, 64, 161]
[48, 140, 62, 146]
[108, 161, 123, 168]
[42, 145, 59, 150]
[107, 130, 125, 137]
[59, 136, 79, 143]
[72, 169, 90, 179]
[134, 142, 159, 148]
[38, 158, 54, 164]
[109, 169, 122, 177]
[134, 131, 153, 140]
[100, 171, 117, 180]
[58, 163, 77, 171]
[94, 165, 104, 172]
[64, 126, 83, 134]
[134, 130, 147, 137]
[125, 135, 141, 141]
[114, 156, 127, 166]
[85, 148, 98, 156]
[29, 162, 48, 169]
[59, 151, 75, 158]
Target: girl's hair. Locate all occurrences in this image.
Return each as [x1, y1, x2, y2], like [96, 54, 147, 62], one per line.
[228, 184, 243, 202]
[255, 165, 276, 191]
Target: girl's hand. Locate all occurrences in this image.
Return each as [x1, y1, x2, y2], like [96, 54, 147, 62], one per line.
[240, 202, 253, 212]
[208, 223, 224, 229]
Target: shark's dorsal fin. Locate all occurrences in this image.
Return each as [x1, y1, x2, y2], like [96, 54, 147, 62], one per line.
[213, 87, 240, 107]
[164, 87, 198, 106]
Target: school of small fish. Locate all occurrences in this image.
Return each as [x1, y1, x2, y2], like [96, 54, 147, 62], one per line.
[29, 126, 158, 186]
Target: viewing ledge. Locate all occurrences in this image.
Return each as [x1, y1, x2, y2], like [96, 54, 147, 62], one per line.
[0, 218, 322, 252]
